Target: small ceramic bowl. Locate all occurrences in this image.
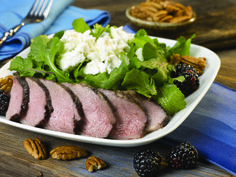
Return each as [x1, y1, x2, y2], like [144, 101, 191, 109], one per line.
[125, 6, 196, 33]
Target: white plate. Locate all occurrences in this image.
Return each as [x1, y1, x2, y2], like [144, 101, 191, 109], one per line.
[0, 35, 220, 147]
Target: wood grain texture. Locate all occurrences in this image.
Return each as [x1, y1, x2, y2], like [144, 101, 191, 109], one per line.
[0, 0, 236, 176]
[0, 123, 233, 177]
[214, 48, 236, 90]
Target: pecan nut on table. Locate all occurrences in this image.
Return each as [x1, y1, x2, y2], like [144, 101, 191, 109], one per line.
[24, 138, 47, 160]
[50, 145, 88, 160]
[86, 156, 107, 172]
[23, 137, 108, 173]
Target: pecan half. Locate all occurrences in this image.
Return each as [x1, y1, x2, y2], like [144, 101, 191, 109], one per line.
[170, 54, 206, 75]
[159, 15, 173, 22]
[0, 75, 13, 93]
[170, 15, 191, 23]
[50, 145, 88, 160]
[24, 138, 47, 160]
[86, 156, 107, 172]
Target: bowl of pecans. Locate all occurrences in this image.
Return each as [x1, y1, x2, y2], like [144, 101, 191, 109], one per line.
[126, 0, 196, 32]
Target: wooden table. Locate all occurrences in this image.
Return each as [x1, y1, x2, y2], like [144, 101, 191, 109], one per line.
[0, 0, 235, 176]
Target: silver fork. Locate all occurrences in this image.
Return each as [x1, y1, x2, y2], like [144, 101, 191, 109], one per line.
[0, 0, 53, 47]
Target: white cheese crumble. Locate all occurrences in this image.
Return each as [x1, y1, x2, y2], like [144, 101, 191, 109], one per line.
[59, 26, 134, 75]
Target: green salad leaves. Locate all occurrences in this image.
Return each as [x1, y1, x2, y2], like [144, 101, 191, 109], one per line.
[9, 18, 195, 116]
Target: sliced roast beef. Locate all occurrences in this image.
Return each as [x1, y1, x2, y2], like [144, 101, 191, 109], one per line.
[99, 89, 147, 140]
[125, 91, 169, 133]
[141, 99, 169, 132]
[60, 84, 84, 120]
[6, 74, 29, 122]
[20, 78, 53, 127]
[40, 79, 82, 134]
[63, 83, 116, 138]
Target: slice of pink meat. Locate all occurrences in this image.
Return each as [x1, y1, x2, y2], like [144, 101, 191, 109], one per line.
[141, 99, 169, 132]
[6, 74, 29, 122]
[40, 79, 82, 134]
[20, 78, 53, 127]
[63, 83, 116, 138]
[125, 91, 169, 133]
[99, 89, 147, 140]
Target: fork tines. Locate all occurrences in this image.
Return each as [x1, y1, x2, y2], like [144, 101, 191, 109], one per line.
[28, 0, 53, 19]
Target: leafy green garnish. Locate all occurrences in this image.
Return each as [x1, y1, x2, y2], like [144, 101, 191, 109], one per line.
[83, 53, 129, 90]
[72, 18, 91, 34]
[53, 30, 64, 39]
[91, 23, 110, 40]
[122, 68, 157, 97]
[167, 34, 196, 58]
[153, 83, 186, 116]
[72, 18, 110, 40]
[9, 35, 72, 83]
[9, 56, 35, 77]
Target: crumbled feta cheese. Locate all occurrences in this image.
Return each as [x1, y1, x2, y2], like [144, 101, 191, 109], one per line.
[60, 50, 85, 71]
[59, 27, 134, 74]
[104, 54, 122, 74]
[61, 30, 95, 52]
[84, 60, 106, 75]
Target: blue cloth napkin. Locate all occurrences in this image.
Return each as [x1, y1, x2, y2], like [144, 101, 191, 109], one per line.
[123, 25, 236, 175]
[45, 6, 111, 35]
[0, 0, 110, 61]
